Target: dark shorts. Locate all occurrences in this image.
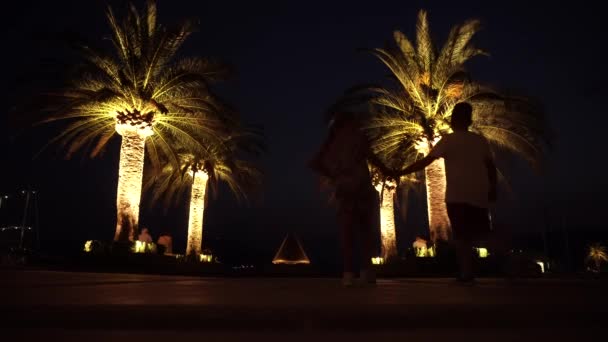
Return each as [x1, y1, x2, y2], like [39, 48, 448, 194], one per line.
[447, 202, 490, 241]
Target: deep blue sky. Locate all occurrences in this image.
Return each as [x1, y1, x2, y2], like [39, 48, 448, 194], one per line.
[1, 1, 606, 263]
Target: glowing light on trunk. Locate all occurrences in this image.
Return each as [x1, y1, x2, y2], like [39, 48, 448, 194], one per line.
[114, 124, 152, 241]
[374, 181, 397, 260]
[186, 170, 209, 256]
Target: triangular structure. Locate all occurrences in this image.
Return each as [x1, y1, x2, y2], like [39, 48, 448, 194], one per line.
[272, 233, 311, 265]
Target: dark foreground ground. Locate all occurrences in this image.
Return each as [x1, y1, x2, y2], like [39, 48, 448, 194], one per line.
[1, 270, 606, 341]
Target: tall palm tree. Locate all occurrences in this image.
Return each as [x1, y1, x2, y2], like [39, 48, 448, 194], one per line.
[353, 10, 547, 241]
[586, 243, 608, 272]
[41, 1, 234, 241]
[146, 131, 263, 256]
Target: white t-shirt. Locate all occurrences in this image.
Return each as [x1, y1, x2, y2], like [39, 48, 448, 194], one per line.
[429, 131, 492, 208]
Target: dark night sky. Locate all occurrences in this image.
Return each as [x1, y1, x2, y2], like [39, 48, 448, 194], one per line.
[1, 0, 606, 264]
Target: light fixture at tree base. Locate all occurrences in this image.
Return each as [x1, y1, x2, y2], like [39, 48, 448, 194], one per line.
[371, 257, 385, 265]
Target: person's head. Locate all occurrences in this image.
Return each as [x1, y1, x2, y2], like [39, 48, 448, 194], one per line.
[450, 102, 473, 131]
[141, 227, 149, 234]
[328, 111, 357, 130]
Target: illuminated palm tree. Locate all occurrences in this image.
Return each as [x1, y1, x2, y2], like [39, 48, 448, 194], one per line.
[354, 10, 547, 241]
[365, 164, 398, 261]
[368, 154, 417, 261]
[42, 1, 234, 241]
[146, 131, 262, 256]
[586, 243, 608, 272]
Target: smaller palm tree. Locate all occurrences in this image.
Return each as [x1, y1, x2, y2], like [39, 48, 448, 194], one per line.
[586, 243, 608, 272]
[146, 128, 262, 256]
[367, 149, 417, 261]
[369, 167, 398, 260]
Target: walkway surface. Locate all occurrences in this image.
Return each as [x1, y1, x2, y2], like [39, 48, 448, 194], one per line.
[1, 270, 605, 340]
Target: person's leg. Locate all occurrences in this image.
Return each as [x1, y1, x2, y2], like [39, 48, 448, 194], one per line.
[459, 204, 492, 281]
[447, 203, 474, 281]
[359, 215, 376, 284]
[337, 200, 355, 285]
[488, 226, 512, 277]
[362, 191, 379, 266]
[358, 193, 378, 284]
[455, 238, 474, 280]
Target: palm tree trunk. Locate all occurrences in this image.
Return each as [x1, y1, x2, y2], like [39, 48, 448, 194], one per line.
[375, 182, 398, 261]
[425, 159, 450, 242]
[186, 171, 209, 256]
[114, 129, 147, 241]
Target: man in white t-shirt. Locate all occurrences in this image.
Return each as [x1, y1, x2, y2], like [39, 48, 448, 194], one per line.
[397, 102, 497, 283]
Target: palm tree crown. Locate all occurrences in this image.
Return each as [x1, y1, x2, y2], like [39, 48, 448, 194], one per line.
[334, 9, 550, 241]
[587, 243, 608, 270]
[43, 0, 234, 165]
[146, 128, 263, 209]
[366, 10, 548, 166]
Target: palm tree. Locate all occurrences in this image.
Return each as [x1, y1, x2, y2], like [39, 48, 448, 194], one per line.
[369, 167, 398, 260]
[41, 1, 234, 241]
[586, 243, 608, 272]
[146, 131, 262, 256]
[354, 10, 547, 241]
[365, 114, 420, 260]
[368, 157, 418, 261]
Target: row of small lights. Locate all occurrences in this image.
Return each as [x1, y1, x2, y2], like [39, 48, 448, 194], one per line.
[232, 265, 254, 270]
[1, 192, 37, 210]
[0, 226, 32, 231]
[0, 191, 38, 197]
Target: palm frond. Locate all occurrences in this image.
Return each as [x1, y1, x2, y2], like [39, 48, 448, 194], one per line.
[393, 30, 418, 70]
[477, 125, 543, 171]
[451, 19, 484, 64]
[415, 10, 435, 74]
[146, 0, 157, 38]
[144, 125, 263, 209]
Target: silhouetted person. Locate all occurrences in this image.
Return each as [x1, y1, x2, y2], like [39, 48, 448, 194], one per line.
[137, 227, 153, 243]
[157, 231, 173, 255]
[309, 112, 394, 287]
[397, 102, 497, 283]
